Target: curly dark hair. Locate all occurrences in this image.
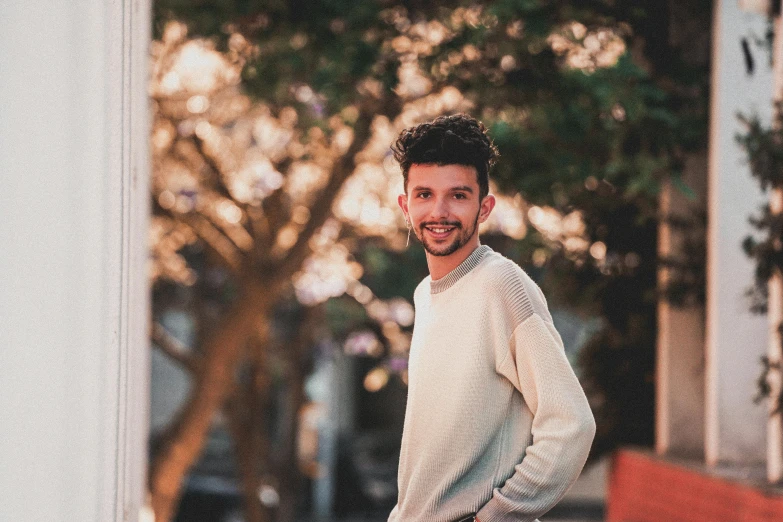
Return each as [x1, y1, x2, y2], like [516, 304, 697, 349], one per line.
[391, 113, 499, 200]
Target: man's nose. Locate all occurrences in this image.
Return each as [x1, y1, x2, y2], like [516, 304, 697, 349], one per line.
[430, 196, 450, 220]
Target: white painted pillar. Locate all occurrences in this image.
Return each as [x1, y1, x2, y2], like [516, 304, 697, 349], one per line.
[766, 8, 783, 484]
[705, 0, 772, 466]
[0, 1, 151, 521]
[656, 155, 707, 458]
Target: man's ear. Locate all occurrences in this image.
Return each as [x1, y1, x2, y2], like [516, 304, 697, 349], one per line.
[478, 194, 496, 224]
[398, 193, 409, 222]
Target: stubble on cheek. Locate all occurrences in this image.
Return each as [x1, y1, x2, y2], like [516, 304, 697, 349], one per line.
[418, 215, 478, 257]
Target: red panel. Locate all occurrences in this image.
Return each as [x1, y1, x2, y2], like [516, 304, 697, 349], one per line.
[607, 449, 783, 522]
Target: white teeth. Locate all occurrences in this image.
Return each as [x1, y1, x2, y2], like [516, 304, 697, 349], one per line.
[427, 227, 452, 233]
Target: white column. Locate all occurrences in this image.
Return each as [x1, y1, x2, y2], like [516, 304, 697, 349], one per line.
[706, 0, 772, 465]
[656, 155, 707, 458]
[766, 10, 783, 484]
[0, 1, 150, 521]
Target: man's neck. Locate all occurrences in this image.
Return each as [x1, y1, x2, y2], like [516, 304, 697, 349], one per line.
[426, 239, 481, 281]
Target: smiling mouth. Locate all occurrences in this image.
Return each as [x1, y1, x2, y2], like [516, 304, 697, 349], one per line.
[423, 224, 458, 238]
[426, 226, 454, 233]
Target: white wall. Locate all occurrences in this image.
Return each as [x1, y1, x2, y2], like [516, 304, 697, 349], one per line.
[0, 1, 150, 520]
[706, 0, 772, 465]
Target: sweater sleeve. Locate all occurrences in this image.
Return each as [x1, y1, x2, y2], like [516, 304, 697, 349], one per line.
[476, 313, 596, 522]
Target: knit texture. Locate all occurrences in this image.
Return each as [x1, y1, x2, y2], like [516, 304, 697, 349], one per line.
[388, 245, 595, 522]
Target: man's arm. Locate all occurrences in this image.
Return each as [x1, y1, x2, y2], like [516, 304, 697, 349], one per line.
[476, 313, 596, 522]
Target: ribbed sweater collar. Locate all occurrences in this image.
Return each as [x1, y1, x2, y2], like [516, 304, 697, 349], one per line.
[429, 245, 492, 294]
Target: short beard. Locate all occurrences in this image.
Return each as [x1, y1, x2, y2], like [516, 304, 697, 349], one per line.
[417, 211, 480, 257]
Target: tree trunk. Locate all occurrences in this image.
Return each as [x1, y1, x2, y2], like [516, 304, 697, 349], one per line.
[149, 282, 270, 522]
[148, 106, 379, 522]
[226, 375, 270, 522]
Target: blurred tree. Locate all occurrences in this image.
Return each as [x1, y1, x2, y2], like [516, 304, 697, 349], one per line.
[149, 1, 711, 520]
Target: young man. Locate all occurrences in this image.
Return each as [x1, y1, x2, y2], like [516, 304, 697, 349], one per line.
[387, 114, 596, 522]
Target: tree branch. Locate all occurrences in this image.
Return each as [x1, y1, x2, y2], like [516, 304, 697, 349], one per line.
[181, 212, 245, 273]
[151, 322, 202, 374]
[190, 134, 239, 201]
[273, 104, 380, 285]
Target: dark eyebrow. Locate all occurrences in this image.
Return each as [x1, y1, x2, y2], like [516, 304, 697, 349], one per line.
[410, 185, 474, 193]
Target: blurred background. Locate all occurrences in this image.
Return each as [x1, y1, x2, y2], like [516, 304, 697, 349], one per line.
[146, 1, 703, 521]
[5, 0, 783, 521]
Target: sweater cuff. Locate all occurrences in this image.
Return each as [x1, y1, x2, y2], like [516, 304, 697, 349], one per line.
[475, 499, 540, 522]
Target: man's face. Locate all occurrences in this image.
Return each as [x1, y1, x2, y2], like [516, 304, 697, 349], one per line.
[398, 163, 494, 257]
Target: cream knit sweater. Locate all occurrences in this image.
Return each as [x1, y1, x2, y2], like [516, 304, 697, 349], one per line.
[388, 245, 596, 522]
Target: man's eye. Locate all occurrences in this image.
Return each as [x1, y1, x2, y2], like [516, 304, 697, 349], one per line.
[454, 193, 467, 199]
[417, 192, 431, 198]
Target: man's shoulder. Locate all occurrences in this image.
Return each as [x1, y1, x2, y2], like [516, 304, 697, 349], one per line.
[475, 249, 530, 286]
[475, 249, 550, 324]
[412, 276, 431, 303]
